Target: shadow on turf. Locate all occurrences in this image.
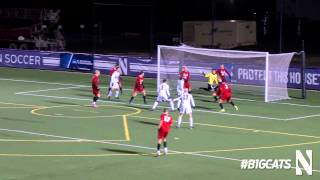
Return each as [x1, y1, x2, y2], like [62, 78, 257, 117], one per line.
[0, 117, 40, 123]
[100, 148, 154, 157]
[134, 120, 158, 126]
[46, 100, 80, 106]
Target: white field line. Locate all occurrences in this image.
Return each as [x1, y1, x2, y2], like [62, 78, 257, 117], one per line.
[0, 128, 319, 173]
[20, 92, 320, 121]
[5, 77, 320, 120]
[19, 93, 286, 121]
[3, 77, 319, 108]
[0, 128, 240, 162]
[285, 114, 320, 121]
[15, 86, 82, 95]
[0, 78, 86, 87]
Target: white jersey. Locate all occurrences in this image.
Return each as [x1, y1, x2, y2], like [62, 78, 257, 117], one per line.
[176, 79, 184, 96]
[157, 82, 170, 102]
[110, 71, 120, 88]
[177, 92, 195, 114]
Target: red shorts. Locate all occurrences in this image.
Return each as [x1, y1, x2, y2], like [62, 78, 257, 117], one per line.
[184, 82, 191, 89]
[134, 86, 145, 93]
[158, 129, 170, 140]
[92, 89, 100, 97]
[220, 93, 231, 101]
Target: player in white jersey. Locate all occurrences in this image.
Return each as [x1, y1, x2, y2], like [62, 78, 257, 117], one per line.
[107, 67, 121, 99]
[152, 79, 174, 111]
[176, 77, 184, 109]
[174, 88, 195, 129]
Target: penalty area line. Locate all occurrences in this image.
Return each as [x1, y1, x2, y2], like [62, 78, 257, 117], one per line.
[18, 93, 287, 121]
[0, 128, 319, 173]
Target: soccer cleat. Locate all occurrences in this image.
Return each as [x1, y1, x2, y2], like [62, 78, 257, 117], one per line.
[91, 102, 97, 108]
[150, 108, 155, 111]
[107, 96, 111, 100]
[156, 150, 161, 157]
[164, 148, 168, 155]
[219, 109, 225, 112]
[189, 126, 194, 129]
[234, 106, 239, 111]
[174, 125, 180, 129]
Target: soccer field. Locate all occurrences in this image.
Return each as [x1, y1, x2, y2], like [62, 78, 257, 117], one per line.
[0, 67, 320, 180]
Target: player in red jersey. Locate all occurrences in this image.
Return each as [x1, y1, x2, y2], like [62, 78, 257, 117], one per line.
[129, 71, 147, 104]
[214, 81, 238, 112]
[179, 66, 191, 91]
[91, 70, 101, 108]
[216, 64, 231, 82]
[156, 108, 173, 156]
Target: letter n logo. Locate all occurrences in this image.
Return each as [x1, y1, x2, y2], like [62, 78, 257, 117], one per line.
[296, 150, 313, 176]
[119, 58, 128, 75]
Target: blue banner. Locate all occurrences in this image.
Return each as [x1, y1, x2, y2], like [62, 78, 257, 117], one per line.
[1, 48, 319, 90]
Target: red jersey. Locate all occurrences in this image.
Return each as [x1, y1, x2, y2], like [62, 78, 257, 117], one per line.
[180, 71, 190, 82]
[159, 113, 173, 131]
[135, 75, 144, 88]
[92, 75, 100, 90]
[216, 68, 231, 82]
[218, 82, 231, 95]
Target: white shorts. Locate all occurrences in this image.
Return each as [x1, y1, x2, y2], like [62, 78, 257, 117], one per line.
[179, 106, 192, 114]
[156, 95, 170, 102]
[177, 90, 183, 96]
[110, 82, 120, 89]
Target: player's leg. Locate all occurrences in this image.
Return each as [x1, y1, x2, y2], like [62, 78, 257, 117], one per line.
[142, 90, 147, 104]
[152, 100, 159, 110]
[212, 92, 218, 102]
[157, 138, 163, 156]
[187, 110, 194, 129]
[219, 99, 225, 112]
[228, 98, 238, 111]
[92, 92, 100, 108]
[163, 138, 168, 155]
[129, 90, 138, 104]
[107, 79, 112, 97]
[157, 129, 164, 156]
[107, 85, 113, 99]
[176, 112, 184, 128]
[114, 83, 120, 99]
[169, 99, 175, 111]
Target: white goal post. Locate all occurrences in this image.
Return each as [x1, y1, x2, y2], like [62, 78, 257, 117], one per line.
[157, 45, 295, 102]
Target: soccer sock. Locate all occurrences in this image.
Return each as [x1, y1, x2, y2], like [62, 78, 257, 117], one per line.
[219, 103, 224, 109]
[107, 90, 113, 97]
[108, 87, 111, 94]
[189, 118, 193, 127]
[177, 117, 182, 127]
[213, 96, 218, 101]
[93, 96, 98, 102]
[177, 100, 181, 109]
[157, 143, 161, 151]
[230, 101, 235, 106]
[169, 100, 174, 111]
[129, 96, 134, 103]
[120, 87, 123, 94]
[152, 101, 158, 109]
[163, 141, 167, 148]
[115, 90, 119, 98]
[143, 95, 147, 104]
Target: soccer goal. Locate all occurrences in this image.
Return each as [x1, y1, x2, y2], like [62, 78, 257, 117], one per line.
[157, 45, 305, 102]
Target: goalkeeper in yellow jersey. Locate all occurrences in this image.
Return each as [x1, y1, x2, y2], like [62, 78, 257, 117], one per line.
[202, 69, 219, 101]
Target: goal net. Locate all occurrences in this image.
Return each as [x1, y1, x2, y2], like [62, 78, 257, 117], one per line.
[157, 45, 295, 102]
